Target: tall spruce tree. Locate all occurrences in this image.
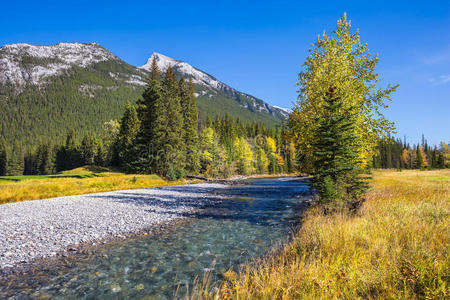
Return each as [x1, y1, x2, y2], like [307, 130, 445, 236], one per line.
[162, 66, 186, 179]
[80, 133, 96, 165]
[116, 102, 140, 171]
[55, 129, 82, 171]
[132, 57, 165, 173]
[36, 140, 54, 175]
[0, 138, 7, 176]
[180, 78, 200, 174]
[312, 86, 368, 204]
[6, 141, 24, 176]
[132, 62, 186, 179]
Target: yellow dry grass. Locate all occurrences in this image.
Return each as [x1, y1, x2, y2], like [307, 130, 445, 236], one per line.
[212, 169, 449, 299]
[0, 167, 189, 204]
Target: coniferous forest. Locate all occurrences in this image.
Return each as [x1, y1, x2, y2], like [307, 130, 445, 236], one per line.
[0, 57, 296, 178]
[0, 56, 448, 178]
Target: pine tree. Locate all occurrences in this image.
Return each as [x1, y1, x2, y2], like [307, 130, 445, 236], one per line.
[36, 140, 54, 175]
[431, 147, 438, 169]
[24, 147, 38, 175]
[94, 138, 106, 167]
[0, 138, 7, 176]
[116, 102, 140, 171]
[6, 141, 25, 176]
[180, 78, 200, 174]
[437, 151, 445, 168]
[416, 145, 424, 169]
[80, 133, 95, 165]
[55, 129, 82, 171]
[312, 86, 367, 204]
[132, 58, 165, 173]
[162, 66, 186, 179]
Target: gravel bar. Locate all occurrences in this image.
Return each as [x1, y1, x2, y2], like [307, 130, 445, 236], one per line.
[0, 183, 227, 270]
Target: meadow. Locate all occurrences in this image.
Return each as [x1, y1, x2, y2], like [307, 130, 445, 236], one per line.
[0, 166, 188, 204]
[205, 169, 449, 299]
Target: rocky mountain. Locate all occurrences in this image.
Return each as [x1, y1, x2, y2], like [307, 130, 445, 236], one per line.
[0, 42, 146, 88]
[140, 53, 289, 119]
[0, 42, 289, 146]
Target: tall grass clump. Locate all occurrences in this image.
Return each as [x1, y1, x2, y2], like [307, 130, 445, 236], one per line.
[213, 170, 449, 299]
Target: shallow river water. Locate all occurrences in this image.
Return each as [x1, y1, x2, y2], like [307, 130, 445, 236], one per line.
[1, 177, 311, 299]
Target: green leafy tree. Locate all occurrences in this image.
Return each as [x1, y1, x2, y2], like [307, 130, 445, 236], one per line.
[94, 138, 106, 167]
[234, 136, 253, 175]
[102, 120, 120, 166]
[254, 147, 269, 174]
[200, 127, 225, 177]
[289, 14, 397, 171]
[265, 136, 282, 174]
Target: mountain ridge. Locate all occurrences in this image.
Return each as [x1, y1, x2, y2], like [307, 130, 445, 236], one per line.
[139, 52, 289, 118]
[0, 42, 290, 146]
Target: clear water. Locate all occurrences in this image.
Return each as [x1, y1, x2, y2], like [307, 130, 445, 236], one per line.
[1, 177, 311, 299]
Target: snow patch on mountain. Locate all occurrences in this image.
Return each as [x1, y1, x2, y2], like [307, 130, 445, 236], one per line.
[272, 106, 292, 114]
[139, 52, 226, 90]
[0, 42, 117, 86]
[126, 74, 146, 86]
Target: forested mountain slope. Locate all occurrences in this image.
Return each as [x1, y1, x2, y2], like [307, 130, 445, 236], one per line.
[0, 43, 287, 146]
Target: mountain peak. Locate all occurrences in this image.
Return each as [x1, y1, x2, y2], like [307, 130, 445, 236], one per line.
[0, 42, 117, 86]
[138, 52, 289, 119]
[140, 52, 178, 72]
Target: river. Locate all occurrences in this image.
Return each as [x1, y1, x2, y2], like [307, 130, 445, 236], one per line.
[0, 176, 311, 299]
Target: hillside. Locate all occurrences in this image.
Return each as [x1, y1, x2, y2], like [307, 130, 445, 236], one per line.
[0, 43, 288, 146]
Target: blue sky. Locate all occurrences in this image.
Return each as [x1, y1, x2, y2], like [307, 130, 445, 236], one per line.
[1, 0, 449, 145]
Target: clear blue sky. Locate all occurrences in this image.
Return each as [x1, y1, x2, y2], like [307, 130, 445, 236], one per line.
[1, 0, 449, 145]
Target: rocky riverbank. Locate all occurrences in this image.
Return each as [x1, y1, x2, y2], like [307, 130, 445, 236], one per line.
[0, 183, 227, 273]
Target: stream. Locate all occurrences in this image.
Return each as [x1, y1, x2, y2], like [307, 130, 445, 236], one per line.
[0, 176, 311, 299]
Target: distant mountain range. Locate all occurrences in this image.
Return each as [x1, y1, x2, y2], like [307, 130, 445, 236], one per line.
[0, 42, 290, 146]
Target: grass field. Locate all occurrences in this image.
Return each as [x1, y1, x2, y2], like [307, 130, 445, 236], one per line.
[207, 169, 449, 299]
[0, 166, 189, 204]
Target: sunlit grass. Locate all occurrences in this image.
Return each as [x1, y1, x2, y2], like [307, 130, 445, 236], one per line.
[0, 166, 190, 204]
[209, 169, 449, 299]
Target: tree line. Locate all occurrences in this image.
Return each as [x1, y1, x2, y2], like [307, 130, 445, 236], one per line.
[373, 135, 449, 169]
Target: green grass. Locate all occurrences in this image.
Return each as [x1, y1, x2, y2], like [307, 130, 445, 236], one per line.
[0, 173, 102, 182]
